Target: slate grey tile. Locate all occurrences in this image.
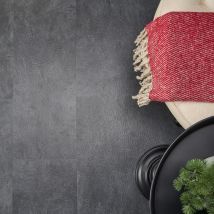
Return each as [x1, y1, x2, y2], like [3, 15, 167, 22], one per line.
[0, 100, 12, 214]
[76, 96, 183, 214]
[13, 159, 76, 214]
[77, 162, 150, 214]
[12, 0, 77, 159]
[76, 0, 160, 98]
[0, 0, 13, 99]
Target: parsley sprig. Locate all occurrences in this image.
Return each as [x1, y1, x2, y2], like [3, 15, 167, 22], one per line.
[173, 159, 214, 214]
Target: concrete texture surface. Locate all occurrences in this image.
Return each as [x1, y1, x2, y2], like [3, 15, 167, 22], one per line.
[0, 0, 183, 213]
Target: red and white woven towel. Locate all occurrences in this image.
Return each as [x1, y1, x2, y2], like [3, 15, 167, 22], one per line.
[133, 12, 214, 107]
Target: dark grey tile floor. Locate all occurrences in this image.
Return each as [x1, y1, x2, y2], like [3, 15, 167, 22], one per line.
[0, 0, 183, 213]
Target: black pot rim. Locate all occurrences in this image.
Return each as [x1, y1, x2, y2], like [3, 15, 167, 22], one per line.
[150, 116, 214, 214]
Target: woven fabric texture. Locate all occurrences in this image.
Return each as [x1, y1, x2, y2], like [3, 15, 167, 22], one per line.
[133, 12, 214, 106]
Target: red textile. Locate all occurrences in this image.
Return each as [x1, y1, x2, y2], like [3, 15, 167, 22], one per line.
[145, 12, 214, 102]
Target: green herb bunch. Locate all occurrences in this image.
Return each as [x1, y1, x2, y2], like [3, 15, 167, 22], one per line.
[173, 159, 214, 214]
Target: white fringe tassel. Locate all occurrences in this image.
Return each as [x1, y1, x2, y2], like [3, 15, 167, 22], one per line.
[132, 29, 152, 107]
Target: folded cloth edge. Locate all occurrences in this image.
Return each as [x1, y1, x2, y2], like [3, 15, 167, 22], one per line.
[132, 28, 152, 107]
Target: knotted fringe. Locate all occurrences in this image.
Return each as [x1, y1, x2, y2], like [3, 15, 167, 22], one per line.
[132, 29, 152, 107]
